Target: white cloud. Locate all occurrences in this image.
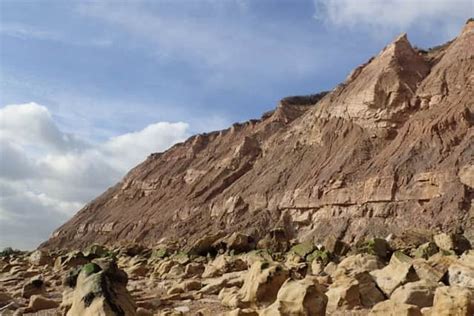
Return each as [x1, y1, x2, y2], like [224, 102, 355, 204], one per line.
[0, 102, 189, 249]
[315, 0, 473, 37]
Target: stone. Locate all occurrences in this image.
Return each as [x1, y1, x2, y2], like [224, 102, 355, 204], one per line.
[199, 271, 244, 295]
[434, 233, 471, 255]
[324, 236, 350, 257]
[412, 242, 438, 259]
[63, 259, 136, 316]
[136, 307, 153, 316]
[27, 295, 59, 312]
[235, 261, 289, 307]
[370, 252, 418, 296]
[202, 255, 247, 278]
[326, 276, 361, 312]
[369, 300, 422, 316]
[125, 257, 149, 278]
[448, 262, 474, 289]
[29, 250, 52, 266]
[431, 286, 474, 316]
[333, 254, 382, 278]
[390, 280, 437, 308]
[22, 277, 46, 299]
[184, 262, 205, 278]
[259, 277, 328, 316]
[54, 251, 88, 271]
[225, 308, 259, 316]
[357, 238, 391, 260]
[290, 242, 315, 258]
[224, 233, 255, 253]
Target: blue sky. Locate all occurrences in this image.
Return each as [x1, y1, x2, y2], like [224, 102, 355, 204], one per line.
[0, 0, 472, 249]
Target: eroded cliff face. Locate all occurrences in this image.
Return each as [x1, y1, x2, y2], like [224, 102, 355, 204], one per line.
[42, 21, 474, 251]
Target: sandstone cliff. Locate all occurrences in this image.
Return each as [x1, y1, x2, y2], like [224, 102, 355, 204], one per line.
[41, 21, 474, 251]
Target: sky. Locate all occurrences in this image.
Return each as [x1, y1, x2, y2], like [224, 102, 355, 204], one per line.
[0, 0, 472, 250]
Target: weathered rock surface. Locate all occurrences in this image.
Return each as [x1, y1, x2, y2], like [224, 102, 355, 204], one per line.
[41, 20, 474, 253]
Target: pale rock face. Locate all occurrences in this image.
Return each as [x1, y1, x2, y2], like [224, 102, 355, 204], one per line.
[448, 262, 474, 289]
[259, 277, 327, 316]
[27, 295, 60, 313]
[237, 261, 289, 307]
[389, 280, 437, 308]
[315, 33, 430, 129]
[369, 300, 422, 316]
[370, 252, 418, 296]
[431, 286, 474, 316]
[63, 261, 136, 316]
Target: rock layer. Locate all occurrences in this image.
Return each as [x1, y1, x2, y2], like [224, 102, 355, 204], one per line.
[41, 20, 474, 251]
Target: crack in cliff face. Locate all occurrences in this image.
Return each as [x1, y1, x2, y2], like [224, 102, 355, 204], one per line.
[41, 22, 474, 250]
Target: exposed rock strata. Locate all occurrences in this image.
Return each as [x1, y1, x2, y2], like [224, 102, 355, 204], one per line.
[42, 20, 474, 252]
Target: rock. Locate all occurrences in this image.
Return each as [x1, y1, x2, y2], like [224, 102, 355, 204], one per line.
[125, 257, 149, 278]
[63, 260, 137, 316]
[357, 238, 391, 260]
[27, 295, 59, 312]
[326, 272, 384, 312]
[390, 279, 437, 308]
[369, 300, 422, 316]
[324, 236, 350, 257]
[222, 233, 256, 253]
[260, 277, 328, 316]
[256, 228, 290, 253]
[166, 264, 185, 279]
[412, 253, 457, 283]
[136, 307, 153, 316]
[0, 290, 12, 306]
[184, 262, 205, 278]
[225, 261, 289, 307]
[307, 249, 331, 266]
[333, 254, 383, 278]
[290, 242, 315, 258]
[219, 286, 242, 308]
[412, 242, 438, 259]
[83, 244, 110, 258]
[431, 286, 474, 316]
[370, 252, 418, 296]
[54, 251, 88, 271]
[199, 271, 244, 295]
[29, 250, 52, 266]
[22, 277, 46, 298]
[202, 255, 247, 278]
[433, 233, 471, 255]
[187, 232, 225, 255]
[168, 280, 202, 295]
[225, 308, 258, 316]
[326, 276, 361, 312]
[448, 262, 474, 289]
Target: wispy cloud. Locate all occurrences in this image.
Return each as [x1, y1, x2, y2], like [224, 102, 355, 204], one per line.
[314, 0, 472, 38]
[76, 1, 330, 84]
[0, 22, 113, 47]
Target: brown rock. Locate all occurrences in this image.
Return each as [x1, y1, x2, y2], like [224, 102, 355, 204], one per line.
[369, 300, 422, 316]
[431, 286, 474, 316]
[390, 280, 437, 308]
[27, 295, 59, 312]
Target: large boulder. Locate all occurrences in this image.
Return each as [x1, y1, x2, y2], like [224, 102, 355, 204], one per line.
[22, 277, 46, 298]
[370, 252, 418, 296]
[433, 233, 471, 255]
[430, 286, 474, 316]
[389, 279, 437, 308]
[62, 259, 136, 316]
[368, 300, 422, 316]
[326, 272, 384, 312]
[259, 277, 327, 316]
[29, 250, 53, 266]
[54, 251, 89, 271]
[27, 295, 60, 313]
[202, 255, 247, 278]
[333, 254, 383, 278]
[218, 261, 289, 308]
